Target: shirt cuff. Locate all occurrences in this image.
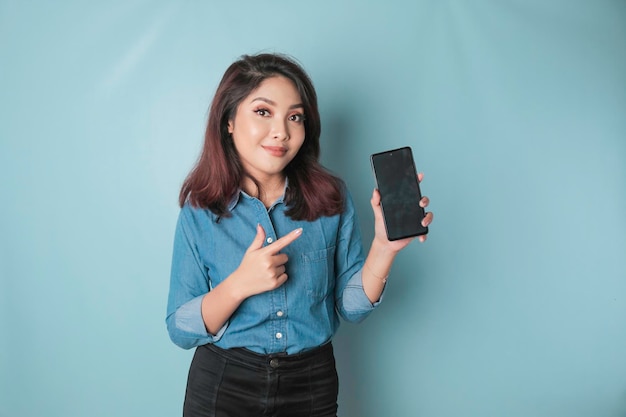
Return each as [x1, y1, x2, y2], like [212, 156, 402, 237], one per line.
[342, 269, 386, 313]
[175, 294, 228, 342]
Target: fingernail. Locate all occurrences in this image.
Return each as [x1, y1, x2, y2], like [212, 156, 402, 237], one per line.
[294, 228, 303, 235]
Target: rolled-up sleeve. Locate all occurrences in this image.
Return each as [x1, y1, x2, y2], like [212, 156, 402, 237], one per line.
[166, 207, 227, 349]
[334, 190, 385, 323]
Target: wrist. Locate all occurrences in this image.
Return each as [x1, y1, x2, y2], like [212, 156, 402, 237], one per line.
[371, 237, 400, 257]
[365, 262, 389, 284]
[223, 272, 249, 302]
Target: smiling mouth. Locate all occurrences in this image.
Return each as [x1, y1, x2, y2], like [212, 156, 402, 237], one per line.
[262, 146, 288, 157]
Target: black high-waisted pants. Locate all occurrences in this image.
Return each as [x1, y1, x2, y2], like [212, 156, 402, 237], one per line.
[183, 342, 339, 417]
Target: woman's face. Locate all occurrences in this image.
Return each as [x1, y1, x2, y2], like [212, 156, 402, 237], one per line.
[228, 75, 306, 183]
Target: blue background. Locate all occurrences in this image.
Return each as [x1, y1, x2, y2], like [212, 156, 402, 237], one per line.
[1, 1, 625, 416]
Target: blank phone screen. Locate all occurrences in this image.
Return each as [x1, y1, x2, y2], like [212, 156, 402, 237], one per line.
[371, 147, 428, 240]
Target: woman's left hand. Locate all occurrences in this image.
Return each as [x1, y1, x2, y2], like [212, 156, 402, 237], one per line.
[370, 172, 434, 252]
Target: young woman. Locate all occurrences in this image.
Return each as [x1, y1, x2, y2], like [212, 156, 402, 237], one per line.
[166, 53, 433, 417]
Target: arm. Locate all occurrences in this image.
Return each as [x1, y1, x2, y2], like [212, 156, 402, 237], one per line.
[166, 208, 216, 349]
[361, 172, 434, 303]
[166, 210, 302, 348]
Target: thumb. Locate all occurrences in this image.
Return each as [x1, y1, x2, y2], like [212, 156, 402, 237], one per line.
[370, 189, 384, 220]
[371, 188, 381, 207]
[371, 189, 383, 212]
[246, 224, 266, 252]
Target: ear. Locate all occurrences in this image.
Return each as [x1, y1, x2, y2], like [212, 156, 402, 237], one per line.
[227, 120, 234, 134]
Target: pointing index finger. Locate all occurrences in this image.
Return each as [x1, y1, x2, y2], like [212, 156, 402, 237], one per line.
[265, 228, 303, 253]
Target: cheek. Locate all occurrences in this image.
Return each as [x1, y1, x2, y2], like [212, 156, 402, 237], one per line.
[243, 119, 262, 136]
[290, 125, 305, 142]
[294, 132, 306, 149]
[235, 116, 265, 137]
[290, 139, 305, 158]
[233, 124, 264, 148]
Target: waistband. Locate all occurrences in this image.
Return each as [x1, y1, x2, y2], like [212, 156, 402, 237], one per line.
[202, 342, 334, 371]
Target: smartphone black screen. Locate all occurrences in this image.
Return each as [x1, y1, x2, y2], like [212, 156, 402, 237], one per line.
[370, 147, 428, 240]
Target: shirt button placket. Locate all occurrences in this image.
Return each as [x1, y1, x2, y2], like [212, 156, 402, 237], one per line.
[273, 310, 286, 351]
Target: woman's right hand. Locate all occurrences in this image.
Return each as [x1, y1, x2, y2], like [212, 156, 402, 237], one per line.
[230, 224, 303, 299]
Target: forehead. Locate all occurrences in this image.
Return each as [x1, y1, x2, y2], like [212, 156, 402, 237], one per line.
[244, 76, 302, 104]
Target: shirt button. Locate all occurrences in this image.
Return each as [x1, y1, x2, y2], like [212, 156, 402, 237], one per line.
[266, 237, 273, 244]
[275, 332, 283, 339]
[276, 310, 284, 317]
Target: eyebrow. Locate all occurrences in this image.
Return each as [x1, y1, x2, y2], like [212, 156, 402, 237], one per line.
[250, 97, 304, 110]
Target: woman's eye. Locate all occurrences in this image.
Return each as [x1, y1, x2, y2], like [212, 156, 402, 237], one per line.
[289, 113, 305, 123]
[255, 109, 270, 117]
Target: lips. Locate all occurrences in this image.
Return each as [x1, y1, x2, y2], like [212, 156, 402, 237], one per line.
[262, 146, 288, 157]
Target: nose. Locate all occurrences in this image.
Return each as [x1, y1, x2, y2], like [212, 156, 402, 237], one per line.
[272, 119, 289, 141]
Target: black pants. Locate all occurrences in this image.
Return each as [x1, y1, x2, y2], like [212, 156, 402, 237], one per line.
[183, 342, 339, 417]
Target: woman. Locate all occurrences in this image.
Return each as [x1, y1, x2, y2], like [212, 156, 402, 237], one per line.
[166, 53, 433, 417]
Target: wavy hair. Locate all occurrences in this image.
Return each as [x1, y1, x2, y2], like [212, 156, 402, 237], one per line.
[179, 53, 344, 221]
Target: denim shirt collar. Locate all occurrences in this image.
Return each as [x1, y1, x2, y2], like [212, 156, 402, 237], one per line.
[227, 177, 289, 211]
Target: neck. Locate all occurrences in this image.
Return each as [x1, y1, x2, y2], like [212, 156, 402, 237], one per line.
[242, 175, 286, 208]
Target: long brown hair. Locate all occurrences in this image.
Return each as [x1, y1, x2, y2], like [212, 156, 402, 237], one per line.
[179, 53, 344, 221]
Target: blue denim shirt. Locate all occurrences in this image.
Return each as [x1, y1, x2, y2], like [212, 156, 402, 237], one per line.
[166, 185, 381, 354]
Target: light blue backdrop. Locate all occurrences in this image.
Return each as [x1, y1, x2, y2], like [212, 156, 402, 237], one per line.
[1, 1, 625, 416]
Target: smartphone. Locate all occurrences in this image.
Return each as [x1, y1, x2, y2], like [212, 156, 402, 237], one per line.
[370, 146, 428, 240]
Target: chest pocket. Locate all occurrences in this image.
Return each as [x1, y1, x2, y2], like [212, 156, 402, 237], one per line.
[301, 246, 336, 299]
